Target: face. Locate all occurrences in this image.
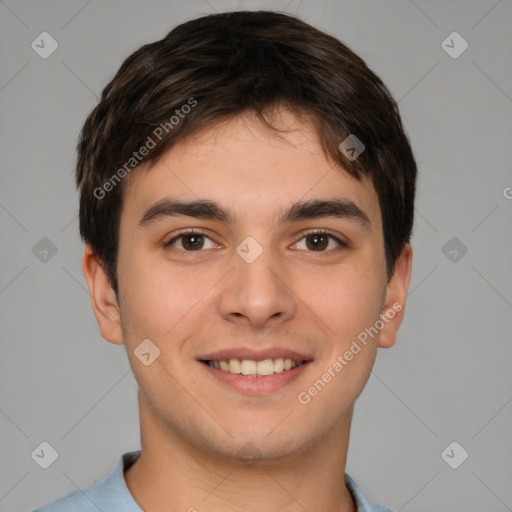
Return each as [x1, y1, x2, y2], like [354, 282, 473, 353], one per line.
[85, 108, 412, 463]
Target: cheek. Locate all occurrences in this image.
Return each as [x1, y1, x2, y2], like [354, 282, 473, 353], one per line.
[300, 257, 385, 347]
[294, 262, 384, 417]
[118, 261, 201, 390]
[117, 247, 175, 339]
[118, 250, 223, 346]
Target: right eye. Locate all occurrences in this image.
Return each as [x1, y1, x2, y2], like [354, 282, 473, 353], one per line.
[165, 230, 218, 251]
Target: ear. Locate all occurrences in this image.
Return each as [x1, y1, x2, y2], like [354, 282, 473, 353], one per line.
[81, 244, 124, 345]
[378, 243, 413, 349]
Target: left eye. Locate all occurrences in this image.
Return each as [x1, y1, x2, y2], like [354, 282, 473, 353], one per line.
[293, 231, 345, 252]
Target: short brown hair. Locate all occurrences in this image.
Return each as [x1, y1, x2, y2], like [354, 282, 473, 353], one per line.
[76, 10, 417, 295]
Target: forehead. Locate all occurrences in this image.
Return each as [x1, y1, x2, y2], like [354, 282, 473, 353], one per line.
[121, 109, 381, 230]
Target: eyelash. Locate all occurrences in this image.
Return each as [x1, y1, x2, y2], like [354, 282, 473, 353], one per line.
[164, 229, 348, 253]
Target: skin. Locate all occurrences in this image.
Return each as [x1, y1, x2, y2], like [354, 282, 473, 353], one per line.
[82, 107, 413, 512]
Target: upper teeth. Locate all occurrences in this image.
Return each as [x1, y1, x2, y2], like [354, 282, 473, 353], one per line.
[207, 358, 302, 376]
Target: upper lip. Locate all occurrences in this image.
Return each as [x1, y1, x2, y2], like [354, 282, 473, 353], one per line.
[198, 348, 313, 362]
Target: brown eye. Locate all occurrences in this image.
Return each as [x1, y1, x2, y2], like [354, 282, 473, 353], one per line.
[305, 233, 329, 251]
[181, 234, 205, 250]
[166, 231, 217, 251]
[293, 231, 347, 252]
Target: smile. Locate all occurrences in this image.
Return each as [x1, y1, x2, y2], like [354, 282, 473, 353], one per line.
[202, 358, 305, 377]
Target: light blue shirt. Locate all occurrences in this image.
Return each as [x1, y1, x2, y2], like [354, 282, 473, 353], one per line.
[33, 450, 392, 512]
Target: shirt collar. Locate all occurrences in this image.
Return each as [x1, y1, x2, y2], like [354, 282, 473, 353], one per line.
[108, 450, 389, 512]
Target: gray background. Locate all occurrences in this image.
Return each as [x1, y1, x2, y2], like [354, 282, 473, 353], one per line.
[1, 0, 511, 510]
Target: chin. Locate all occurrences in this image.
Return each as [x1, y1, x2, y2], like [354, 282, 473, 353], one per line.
[204, 427, 313, 466]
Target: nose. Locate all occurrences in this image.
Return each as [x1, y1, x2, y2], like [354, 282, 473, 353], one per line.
[217, 243, 297, 329]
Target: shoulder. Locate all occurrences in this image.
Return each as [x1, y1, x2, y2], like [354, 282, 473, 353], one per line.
[32, 488, 99, 512]
[32, 451, 142, 512]
[345, 473, 393, 512]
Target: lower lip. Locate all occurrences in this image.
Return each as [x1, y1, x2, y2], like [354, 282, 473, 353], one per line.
[199, 361, 312, 395]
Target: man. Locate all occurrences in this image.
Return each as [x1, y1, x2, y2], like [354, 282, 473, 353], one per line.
[34, 10, 415, 512]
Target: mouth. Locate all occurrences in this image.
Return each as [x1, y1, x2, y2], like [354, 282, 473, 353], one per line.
[197, 349, 313, 394]
[200, 357, 308, 377]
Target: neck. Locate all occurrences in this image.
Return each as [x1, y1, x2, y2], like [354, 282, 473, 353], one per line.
[124, 394, 357, 512]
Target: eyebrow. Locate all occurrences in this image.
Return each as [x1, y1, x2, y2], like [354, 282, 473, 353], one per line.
[138, 197, 371, 230]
